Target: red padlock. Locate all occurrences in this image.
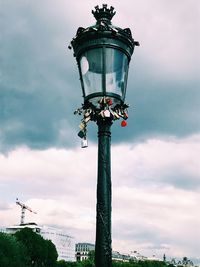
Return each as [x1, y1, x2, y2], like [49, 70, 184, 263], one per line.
[124, 112, 128, 119]
[121, 120, 127, 127]
[106, 98, 113, 106]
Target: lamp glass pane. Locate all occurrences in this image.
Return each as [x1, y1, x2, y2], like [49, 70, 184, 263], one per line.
[105, 48, 128, 98]
[80, 48, 103, 97]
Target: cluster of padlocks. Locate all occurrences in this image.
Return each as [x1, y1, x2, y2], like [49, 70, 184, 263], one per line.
[74, 97, 129, 148]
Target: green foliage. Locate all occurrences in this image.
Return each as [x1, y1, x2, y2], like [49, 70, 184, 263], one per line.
[0, 228, 58, 267]
[15, 227, 45, 267]
[112, 260, 168, 267]
[46, 239, 58, 267]
[112, 261, 132, 267]
[57, 260, 69, 267]
[80, 259, 94, 267]
[88, 250, 95, 262]
[57, 261, 82, 267]
[56, 259, 95, 267]
[0, 232, 29, 267]
[15, 227, 58, 267]
[56, 259, 171, 267]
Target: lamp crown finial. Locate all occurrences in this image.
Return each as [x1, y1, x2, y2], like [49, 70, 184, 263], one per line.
[92, 4, 116, 22]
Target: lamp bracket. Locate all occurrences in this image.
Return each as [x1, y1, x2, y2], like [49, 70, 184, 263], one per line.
[74, 97, 129, 147]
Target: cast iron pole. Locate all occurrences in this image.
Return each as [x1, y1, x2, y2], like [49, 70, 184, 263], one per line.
[95, 118, 112, 267]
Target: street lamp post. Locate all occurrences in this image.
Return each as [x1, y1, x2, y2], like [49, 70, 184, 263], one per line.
[69, 4, 139, 267]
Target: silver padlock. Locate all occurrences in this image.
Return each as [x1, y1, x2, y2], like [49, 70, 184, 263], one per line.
[84, 109, 92, 117]
[113, 111, 120, 119]
[104, 110, 110, 117]
[81, 138, 88, 148]
[84, 116, 91, 123]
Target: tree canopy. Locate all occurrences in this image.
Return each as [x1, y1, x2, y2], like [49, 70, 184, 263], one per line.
[15, 227, 58, 267]
[0, 227, 58, 267]
[0, 232, 28, 267]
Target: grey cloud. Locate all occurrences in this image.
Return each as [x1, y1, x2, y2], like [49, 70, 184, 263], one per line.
[112, 75, 200, 142]
[0, 0, 199, 152]
[0, 87, 75, 151]
[0, 1, 80, 151]
[162, 171, 200, 191]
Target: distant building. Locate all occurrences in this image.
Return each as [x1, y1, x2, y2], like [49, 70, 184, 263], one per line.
[112, 251, 130, 262]
[1, 223, 75, 262]
[2, 223, 41, 235]
[147, 256, 162, 262]
[76, 243, 132, 262]
[75, 243, 95, 261]
[130, 251, 148, 261]
[40, 225, 75, 262]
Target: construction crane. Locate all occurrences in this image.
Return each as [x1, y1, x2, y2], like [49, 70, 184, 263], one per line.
[16, 198, 37, 225]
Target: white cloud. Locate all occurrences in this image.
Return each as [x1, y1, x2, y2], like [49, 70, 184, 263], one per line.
[112, 135, 200, 189]
[0, 134, 199, 257]
[112, 185, 200, 257]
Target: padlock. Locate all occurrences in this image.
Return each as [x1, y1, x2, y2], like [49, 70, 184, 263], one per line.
[79, 122, 85, 130]
[98, 97, 104, 105]
[78, 130, 85, 139]
[106, 98, 112, 106]
[100, 110, 105, 118]
[115, 109, 121, 117]
[74, 108, 82, 115]
[113, 111, 120, 119]
[124, 112, 128, 119]
[84, 116, 91, 123]
[81, 138, 88, 148]
[121, 120, 127, 127]
[109, 108, 115, 117]
[104, 110, 110, 117]
[85, 109, 92, 117]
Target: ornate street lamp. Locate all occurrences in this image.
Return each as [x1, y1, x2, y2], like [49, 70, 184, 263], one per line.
[69, 4, 139, 267]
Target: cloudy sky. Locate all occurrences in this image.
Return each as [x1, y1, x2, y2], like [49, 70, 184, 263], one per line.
[0, 0, 200, 262]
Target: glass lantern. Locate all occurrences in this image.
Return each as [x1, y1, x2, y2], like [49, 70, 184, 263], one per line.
[70, 5, 139, 108]
[78, 47, 129, 105]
